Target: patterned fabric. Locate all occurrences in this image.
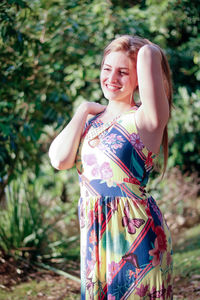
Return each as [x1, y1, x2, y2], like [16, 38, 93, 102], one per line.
[76, 106, 173, 300]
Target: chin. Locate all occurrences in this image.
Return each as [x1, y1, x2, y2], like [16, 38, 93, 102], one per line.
[103, 91, 120, 101]
[104, 95, 119, 102]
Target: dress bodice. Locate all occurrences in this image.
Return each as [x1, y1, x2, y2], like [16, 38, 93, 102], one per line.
[76, 107, 156, 200]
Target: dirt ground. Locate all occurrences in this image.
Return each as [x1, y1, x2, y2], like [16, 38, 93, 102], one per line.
[0, 255, 200, 300]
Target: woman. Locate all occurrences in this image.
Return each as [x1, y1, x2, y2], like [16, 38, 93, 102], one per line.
[49, 35, 173, 299]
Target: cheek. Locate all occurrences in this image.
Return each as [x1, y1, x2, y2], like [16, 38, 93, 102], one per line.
[100, 73, 108, 88]
[100, 72, 105, 83]
[100, 76, 104, 88]
[122, 78, 132, 87]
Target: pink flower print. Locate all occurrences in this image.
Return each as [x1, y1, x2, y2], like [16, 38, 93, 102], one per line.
[149, 285, 166, 299]
[86, 277, 94, 297]
[160, 282, 166, 300]
[167, 251, 172, 266]
[91, 245, 98, 261]
[104, 133, 117, 144]
[89, 229, 97, 244]
[101, 133, 125, 153]
[108, 261, 119, 273]
[91, 164, 100, 177]
[87, 259, 95, 274]
[149, 286, 156, 299]
[100, 162, 113, 180]
[83, 154, 97, 165]
[166, 285, 173, 298]
[155, 226, 167, 252]
[130, 133, 144, 151]
[112, 143, 122, 150]
[149, 238, 160, 266]
[117, 135, 125, 142]
[128, 270, 135, 279]
[108, 261, 119, 285]
[135, 283, 149, 297]
[88, 210, 94, 227]
[108, 295, 115, 300]
[79, 203, 85, 228]
[97, 142, 107, 151]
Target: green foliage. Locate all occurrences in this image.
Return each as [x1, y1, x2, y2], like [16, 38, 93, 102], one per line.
[149, 167, 200, 235]
[0, 0, 199, 196]
[0, 176, 51, 258]
[0, 172, 79, 261]
[168, 88, 200, 170]
[0, 0, 199, 195]
[0, 0, 199, 266]
[140, 0, 200, 172]
[173, 224, 200, 277]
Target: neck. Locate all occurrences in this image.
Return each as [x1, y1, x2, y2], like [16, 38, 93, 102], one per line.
[105, 100, 136, 116]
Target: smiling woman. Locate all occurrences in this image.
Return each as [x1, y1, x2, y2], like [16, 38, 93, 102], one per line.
[49, 35, 173, 299]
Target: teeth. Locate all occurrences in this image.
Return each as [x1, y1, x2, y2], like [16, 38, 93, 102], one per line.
[106, 85, 120, 90]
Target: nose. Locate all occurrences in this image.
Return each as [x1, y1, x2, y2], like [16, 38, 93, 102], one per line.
[108, 70, 118, 83]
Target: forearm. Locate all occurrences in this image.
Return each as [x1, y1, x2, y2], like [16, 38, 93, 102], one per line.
[49, 103, 89, 170]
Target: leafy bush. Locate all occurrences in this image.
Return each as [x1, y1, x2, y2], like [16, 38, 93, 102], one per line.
[168, 88, 200, 172]
[0, 177, 50, 259]
[149, 167, 200, 234]
[0, 171, 80, 262]
[0, 0, 199, 197]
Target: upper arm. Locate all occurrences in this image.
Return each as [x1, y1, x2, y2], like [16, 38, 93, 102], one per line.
[137, 45, 169, 131]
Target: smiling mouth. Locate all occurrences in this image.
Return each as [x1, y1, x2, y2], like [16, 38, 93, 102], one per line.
[106, 84, 121, 91]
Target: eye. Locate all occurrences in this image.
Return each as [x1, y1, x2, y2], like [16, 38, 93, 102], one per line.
[119, 71, 128, 75]
[103, 68, 111, 72]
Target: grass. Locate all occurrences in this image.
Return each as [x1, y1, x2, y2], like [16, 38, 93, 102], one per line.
[0, 278, 80, 300]
[173, 224, 200, 277]
[173, 224, 200, 299]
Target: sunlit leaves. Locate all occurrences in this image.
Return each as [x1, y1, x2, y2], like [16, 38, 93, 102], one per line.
[0, 0, 199, 191]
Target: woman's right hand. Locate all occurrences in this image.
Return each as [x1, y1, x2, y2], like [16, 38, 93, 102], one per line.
[49, 101, 106, 170]
[79, 101, 106, 117]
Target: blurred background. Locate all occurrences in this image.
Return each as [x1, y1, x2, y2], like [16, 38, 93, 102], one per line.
[0, 0, 199, 299]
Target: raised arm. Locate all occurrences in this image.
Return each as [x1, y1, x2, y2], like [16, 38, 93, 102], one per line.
[49, 102, 105, 170]
[135, 44, 170, 154]
[136, 44, 169, 131]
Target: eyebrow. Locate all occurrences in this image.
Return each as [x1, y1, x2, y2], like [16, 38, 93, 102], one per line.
[104, 64, 129, 70]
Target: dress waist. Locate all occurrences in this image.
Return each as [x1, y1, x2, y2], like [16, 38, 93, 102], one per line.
[79, 175, 146, 200]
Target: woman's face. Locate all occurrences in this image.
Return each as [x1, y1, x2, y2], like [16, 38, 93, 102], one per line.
[100, 51, 137, 104]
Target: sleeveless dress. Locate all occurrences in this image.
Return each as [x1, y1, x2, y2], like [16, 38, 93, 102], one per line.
[76, 106, 173, 300]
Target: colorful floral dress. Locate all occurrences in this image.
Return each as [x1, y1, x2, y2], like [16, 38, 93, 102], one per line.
[76, 106, 173, 300]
